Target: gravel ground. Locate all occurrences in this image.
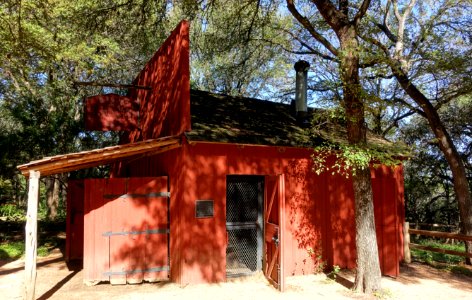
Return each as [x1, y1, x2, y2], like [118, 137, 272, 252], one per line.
[1, 250, 471, 300]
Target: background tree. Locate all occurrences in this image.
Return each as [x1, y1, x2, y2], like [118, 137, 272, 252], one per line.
[402, 96, 471, 226]
[0, 1, 292, 218]
[0, 0, 172, 218]
[182, 0, 292, 99]
[363, 0, 472, 263]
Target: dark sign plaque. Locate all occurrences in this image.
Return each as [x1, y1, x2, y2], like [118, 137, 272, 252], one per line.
[196, 200, 214, 218]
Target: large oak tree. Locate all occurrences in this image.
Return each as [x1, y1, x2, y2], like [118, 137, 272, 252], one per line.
[286, 0, 382, 292]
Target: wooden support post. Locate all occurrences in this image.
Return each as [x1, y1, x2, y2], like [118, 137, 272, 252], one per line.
[25, 170, 40, 300]
[403, 222, 411, 263]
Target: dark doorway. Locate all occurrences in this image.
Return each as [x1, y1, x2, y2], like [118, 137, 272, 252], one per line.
[226, 176, 264, 278]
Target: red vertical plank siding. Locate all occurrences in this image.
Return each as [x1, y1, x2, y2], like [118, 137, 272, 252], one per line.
[325, 168, 356, 270]
[84, 94, 138, 131]
[84, 179, 110, 282]
[395, 165, 406, 262]
[83, 180, 93, 281]
[125, 178, 146, 284]
[97, 180, 112, 282]
[66, 179, 84, 261]
[83, 177, 169, 284]
[114, 141, 405, 284]
[179, 144, 227, 284]
[108, 179, 128, 284]
[372, 166, 402, 277]
[128, 177, 169, 282]
[127, 20, 190, 142]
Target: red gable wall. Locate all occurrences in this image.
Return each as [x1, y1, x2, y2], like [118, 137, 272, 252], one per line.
[128, 20, 190, 141]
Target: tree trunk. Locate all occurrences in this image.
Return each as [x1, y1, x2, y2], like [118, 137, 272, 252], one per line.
[339, 26, 382, 292]
[46, 176, 60, 221]
[392, 65, 472, 264]
[352, 167, 382, 291]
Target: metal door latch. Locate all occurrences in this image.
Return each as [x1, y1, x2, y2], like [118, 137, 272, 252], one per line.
[272, 235, 279, 247]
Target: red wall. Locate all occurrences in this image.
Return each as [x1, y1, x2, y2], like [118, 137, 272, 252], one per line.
[82, 177, 169, 284]
[127, 20, 190, 142]
[84, 94, 138, 131]
[66, 180, 84, 261]
[116, 140, 405, 284]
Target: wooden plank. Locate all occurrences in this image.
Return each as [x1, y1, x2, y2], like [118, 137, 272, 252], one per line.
[83, 180, 94, 283]
[126, 178, 147, 284]
[96, 180, 111, 282]
[109, 178, 128, 285]
[25, 170, 40, 300]
[278, 174, 285, 292]
[409, 229, 472, 242]
[137, 178, 170, 282]
[410, 243, 472, 258]
[404, 222, 411, 263]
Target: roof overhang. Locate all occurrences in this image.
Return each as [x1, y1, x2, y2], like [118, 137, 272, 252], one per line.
[17, 135, 182, 177]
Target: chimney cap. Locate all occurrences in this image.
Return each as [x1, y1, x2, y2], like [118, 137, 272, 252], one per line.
[294, 60, 310, 72]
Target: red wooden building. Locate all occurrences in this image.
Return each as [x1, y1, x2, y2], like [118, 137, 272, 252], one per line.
[20, 20, 406, 292]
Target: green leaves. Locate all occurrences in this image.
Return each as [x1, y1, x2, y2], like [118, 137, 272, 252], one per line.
[311, 141, 402, 178]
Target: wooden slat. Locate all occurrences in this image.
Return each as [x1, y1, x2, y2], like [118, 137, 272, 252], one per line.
[410, 243, 472, 258]
[409, 229, 472, 242]
[109, 179, 127, 285]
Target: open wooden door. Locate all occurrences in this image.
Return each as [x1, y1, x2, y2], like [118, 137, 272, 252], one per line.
[264, 174, 285, 291]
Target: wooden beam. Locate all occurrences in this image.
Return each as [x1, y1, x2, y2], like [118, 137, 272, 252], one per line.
[409, 228, 472, 242]
[25, 170, 40, 300]
[404, 222, 411, 263]
[18, 136, 182, 177]
[74, 81, 152, 90]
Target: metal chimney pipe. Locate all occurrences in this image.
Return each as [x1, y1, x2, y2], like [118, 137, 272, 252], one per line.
[294, 60, 310, 120]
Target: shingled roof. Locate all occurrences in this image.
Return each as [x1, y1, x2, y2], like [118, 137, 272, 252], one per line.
[186, 89, 311, 147]
[186, 89, 409, 155]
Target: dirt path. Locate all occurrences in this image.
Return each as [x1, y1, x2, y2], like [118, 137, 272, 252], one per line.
[1, 252, 471, 300]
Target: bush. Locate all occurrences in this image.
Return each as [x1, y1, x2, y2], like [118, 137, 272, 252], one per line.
[0, 203, 26, 221]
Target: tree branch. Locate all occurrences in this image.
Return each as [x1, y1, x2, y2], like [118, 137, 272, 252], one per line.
[375, 22, 398, 43]
[392, 0, 417, 59]
[392, 97, 426, 117]
[353, 0, 372, 26]
[382, 110, 416, 136]
[310, 0, 347, 30]
[276, 28, 338, 61]
[286, 0, 339, 56]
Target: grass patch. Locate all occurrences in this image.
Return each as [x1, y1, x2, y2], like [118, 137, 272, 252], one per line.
[0, 241, 24, 260]
[0, 239, 61, 260]
[0, 220, 66, 260]
[411, 239, 465, 265]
